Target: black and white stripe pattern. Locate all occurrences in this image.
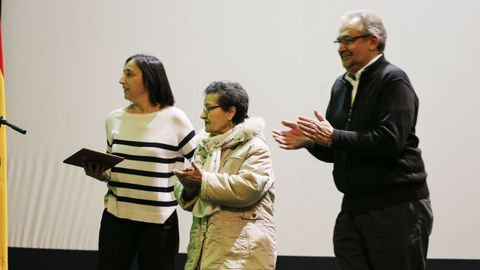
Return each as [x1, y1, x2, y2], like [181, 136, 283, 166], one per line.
[104, 106, 197, 224]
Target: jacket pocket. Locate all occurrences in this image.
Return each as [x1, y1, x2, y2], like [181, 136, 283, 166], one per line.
[204, 219, 249, 265]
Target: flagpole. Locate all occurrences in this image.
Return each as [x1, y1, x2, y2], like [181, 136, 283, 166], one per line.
[0, 0, 9, 267]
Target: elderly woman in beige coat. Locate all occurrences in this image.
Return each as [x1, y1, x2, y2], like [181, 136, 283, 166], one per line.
[174, 81, 276, 270]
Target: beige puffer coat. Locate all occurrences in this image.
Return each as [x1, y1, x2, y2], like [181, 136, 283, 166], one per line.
[175, 118, 276, 270]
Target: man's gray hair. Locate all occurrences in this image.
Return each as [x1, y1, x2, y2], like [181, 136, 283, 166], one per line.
[342, 10, 387, 52]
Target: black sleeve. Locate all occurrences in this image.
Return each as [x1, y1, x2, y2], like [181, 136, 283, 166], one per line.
[307, 143, 334, 162]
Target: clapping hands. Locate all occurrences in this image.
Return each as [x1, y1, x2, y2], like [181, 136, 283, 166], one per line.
[272, 110, 333, 149]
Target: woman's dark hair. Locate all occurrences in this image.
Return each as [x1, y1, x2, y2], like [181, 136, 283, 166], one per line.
[125, 54, 175, 106]
[204, 81, 249, 125]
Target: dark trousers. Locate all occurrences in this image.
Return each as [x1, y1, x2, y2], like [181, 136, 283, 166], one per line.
[97, 209, 179, 270]
[333, 198, 433, 270]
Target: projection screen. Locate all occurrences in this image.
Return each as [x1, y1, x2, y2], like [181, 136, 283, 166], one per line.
[3, 0, 480, 259]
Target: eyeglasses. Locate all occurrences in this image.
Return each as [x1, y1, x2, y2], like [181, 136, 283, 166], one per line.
[334, 34, 372, 46]
[202, 105, 223, 114]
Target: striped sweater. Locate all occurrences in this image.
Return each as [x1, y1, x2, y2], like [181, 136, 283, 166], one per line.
[104, 106, 196, 224]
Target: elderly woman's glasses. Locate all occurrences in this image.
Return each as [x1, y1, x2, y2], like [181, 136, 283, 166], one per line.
[334, 34, 372, 46]
[202, 105, 222, 114]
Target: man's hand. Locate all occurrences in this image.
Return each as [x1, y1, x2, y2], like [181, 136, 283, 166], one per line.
[272, 120, 314, 150]
[297, 110, 334, 146]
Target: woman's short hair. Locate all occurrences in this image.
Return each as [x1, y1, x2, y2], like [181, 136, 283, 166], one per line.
[204, 81, 249, 125]
[125, 54, 175, 106]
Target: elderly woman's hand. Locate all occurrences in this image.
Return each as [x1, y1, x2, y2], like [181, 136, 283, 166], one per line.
[173, 161, 203, 184]
[174, 162, 203, 200]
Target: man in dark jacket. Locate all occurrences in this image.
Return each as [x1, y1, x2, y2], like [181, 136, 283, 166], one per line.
[272, 10, 433, 270]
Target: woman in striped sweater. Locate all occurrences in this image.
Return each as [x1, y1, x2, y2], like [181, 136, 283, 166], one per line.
[84, 54, 197, 270]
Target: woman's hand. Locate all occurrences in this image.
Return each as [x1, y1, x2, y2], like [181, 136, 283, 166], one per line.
[173, 161, 203, 200]
[173, 161, 203, 184]
[83, 163, 109, 182]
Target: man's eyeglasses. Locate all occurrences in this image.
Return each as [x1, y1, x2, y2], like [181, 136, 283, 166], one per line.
[334, 34, 372, 46]
[202, 105, 223, 114]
